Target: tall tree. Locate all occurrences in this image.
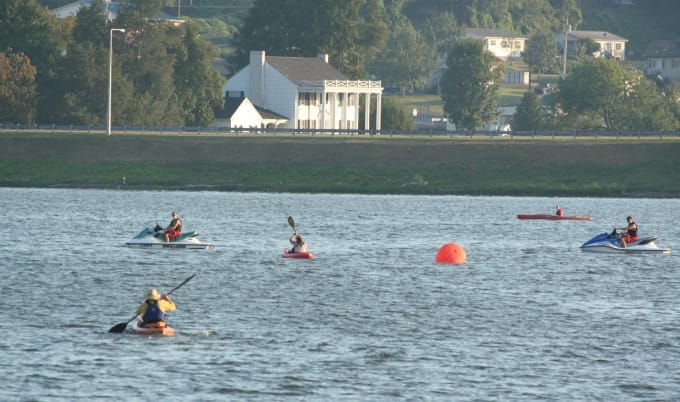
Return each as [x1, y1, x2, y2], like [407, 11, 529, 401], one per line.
[440, 39, 502, 131]
[0, 0, 68, 123]
[230, 0, 387, 78]
[370, 0, 436, 91]
[557, 58, 677, 131]
[44, 2, 108, 124]
[523, 31, 559, 82]
[549, 0, 582, 29]
[171, 22, 225, 126]
[420, 12, 461, 56]
[512, 92, 546, 131]
[0, 50, 38, 123]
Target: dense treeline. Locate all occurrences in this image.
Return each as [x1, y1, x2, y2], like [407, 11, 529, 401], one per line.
[2, 0, 223, 126]
[4, 0, 680, 130]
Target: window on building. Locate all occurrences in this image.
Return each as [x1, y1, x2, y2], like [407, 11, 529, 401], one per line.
[490, 40, 496, 46]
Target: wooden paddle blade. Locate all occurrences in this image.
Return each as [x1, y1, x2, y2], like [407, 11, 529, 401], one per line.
[108, 322, 129, 333]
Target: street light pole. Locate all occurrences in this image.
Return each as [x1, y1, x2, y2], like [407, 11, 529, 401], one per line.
[107, 28, 126, 136]
[562, 18, 570, 79]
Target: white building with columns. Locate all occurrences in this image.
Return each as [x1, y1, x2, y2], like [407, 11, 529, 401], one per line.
[223, 50, 383, 131]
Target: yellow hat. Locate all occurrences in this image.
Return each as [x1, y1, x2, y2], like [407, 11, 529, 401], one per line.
[146, 288, 161, 301]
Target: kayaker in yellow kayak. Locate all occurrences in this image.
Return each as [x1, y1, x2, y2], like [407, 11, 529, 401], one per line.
[135, 288, 176, 328]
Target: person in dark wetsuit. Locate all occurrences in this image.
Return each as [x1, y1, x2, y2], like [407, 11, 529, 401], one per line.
[135, 288, 176, 328]
[164, 211, 182, 242]
[617, 216, 638, 248]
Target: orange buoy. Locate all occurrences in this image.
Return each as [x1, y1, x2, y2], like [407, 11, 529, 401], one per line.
[435, 242, 467, 264]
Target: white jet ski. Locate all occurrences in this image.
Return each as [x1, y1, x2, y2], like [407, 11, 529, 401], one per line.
[580, 229, 670, 254]
[126, 224, 214, 250]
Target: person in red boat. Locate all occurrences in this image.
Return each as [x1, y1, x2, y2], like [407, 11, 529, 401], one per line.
[289, 233, 308, 253]
[135, 288, 176, 328]
[555, 205, 563, 216]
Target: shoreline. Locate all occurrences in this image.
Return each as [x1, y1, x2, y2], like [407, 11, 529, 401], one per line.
[2, 132, 679, 198]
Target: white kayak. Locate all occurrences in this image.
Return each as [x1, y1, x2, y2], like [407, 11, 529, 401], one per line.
[125, 226, 214, 250]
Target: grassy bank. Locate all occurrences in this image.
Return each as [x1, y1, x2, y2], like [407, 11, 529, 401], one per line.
[1, 132, 679, 197]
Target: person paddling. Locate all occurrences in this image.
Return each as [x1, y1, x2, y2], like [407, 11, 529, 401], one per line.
[555, 205, 563, 216]
[135, 288, 176, 328]
[289, 233, 308, 253]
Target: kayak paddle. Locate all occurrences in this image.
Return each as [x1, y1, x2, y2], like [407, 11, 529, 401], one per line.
[288, 215, 298, 234]
[108, 273, 196, 333]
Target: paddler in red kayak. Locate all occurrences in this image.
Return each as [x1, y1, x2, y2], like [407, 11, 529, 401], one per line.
[289, 233, 308, 253]
[555, 205, 563, 216]
[135, 288, 176, 328]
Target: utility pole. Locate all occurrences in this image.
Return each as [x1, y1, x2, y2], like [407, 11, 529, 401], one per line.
[562, 18, 570, 79]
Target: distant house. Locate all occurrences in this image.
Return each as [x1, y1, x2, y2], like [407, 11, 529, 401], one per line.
[223, 50, 383, 130]
[464, 28, 527, 59]
[555, 30, 628, 61]
[645, 49, 680, 82]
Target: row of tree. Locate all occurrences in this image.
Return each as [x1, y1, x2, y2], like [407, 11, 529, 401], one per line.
[1, 0, 223, 126]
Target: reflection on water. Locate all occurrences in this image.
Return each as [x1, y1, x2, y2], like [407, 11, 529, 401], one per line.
[1, 188, 679, 401]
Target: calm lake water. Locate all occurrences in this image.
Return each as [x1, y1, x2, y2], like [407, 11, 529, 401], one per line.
[1, 188, 679, 401]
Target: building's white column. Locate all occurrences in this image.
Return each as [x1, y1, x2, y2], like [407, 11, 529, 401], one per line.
[364, 92, 371, 131]
[375, 92, 382, 132]
[341, 92, 348, 130]
[320, 90, 326, 130]
[354, 92, 360, 130]
[330, 92, 337, 130]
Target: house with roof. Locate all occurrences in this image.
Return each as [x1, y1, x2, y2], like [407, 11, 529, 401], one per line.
[555, 30, 628, 61]
[464, 28, 527, 59]
[645, 48, 680, 82]
[222, 50, 383, 131]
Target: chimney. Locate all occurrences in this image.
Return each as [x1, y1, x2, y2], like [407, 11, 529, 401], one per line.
[249, 50, 266, 106]
[317, 53, 329, 63]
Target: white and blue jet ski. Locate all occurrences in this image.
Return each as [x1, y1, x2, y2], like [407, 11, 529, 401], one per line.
[125, 224, 214, 250]
[580, 229, 670, 254]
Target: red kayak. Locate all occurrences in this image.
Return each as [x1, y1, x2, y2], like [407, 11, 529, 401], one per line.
[517, 214, 592, 221]
[131, 320, 176, 336]
[282, 249, 314, 259]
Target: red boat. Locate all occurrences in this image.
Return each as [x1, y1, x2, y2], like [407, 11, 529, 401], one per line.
[517, 214, 592, 221]
[131, 320, 176, 336]
[282, 249, 314, 259]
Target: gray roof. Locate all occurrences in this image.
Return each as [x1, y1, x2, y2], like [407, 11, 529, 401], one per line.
[465, 28, 525, 39]
[568, 30, 627, 42]
[266, 56, 348, 84]
[647, 48, 680, 58]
